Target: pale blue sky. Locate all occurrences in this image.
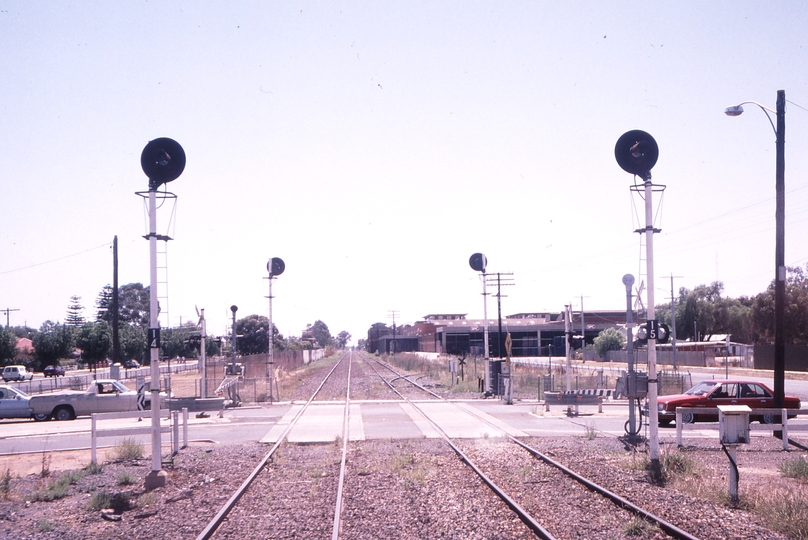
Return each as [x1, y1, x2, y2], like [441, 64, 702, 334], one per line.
[1, 2, 808, 343]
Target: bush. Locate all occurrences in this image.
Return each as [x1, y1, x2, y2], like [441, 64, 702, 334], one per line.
[112, 438, 144, 462]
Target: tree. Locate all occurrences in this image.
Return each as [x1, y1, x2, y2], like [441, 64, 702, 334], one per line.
[119, 324, 147, 364]
[160, 324, 201, 360]
[32, 321, 75, 369]
[751, 265, 808, 344]
[656, 282, 753, 343]
[0, 327, 17, 365]
[592, 328, 625, 357]
[235, 315, 270, 355]
[309, 320, 332, 348]
[97, 283, 150, 327]
[76, 321, 112, 367]
[335, 331, 352, 349]
[65, 295, 86, 327]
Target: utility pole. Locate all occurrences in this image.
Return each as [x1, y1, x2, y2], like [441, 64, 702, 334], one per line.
[388, 310, 399, 357]
[668, 274, 682, 369]
[112, 236, 120, 364]
[1, 308, 20, 328]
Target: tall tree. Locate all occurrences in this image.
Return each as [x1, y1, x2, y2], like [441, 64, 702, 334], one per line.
[119, 324, 147, 365]
[76, 321, 112, 367]
[97, 283, 150, 327]
[32, 321, 75, 369]
[336, 330, 351, 349]
[752, 265, 808, 344]
[235, 315, 270, 355]
[65, 296, 86, 327]
[0, 327, 17, 365]
[309, 320, 332, 348]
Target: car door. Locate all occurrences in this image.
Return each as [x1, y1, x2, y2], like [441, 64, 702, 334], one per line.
[738, 383, 772, 409]
[705, 383, 739, 415]
[0, 387, 29, 418]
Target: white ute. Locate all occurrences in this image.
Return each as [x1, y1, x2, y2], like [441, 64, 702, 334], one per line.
[28, 379, 163, 421]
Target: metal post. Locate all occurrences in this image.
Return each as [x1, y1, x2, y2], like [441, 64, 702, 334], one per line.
[482, 272, 490, 393]
[564, 304, 571, 392]
[200, 309, 207, 399]
[145, 188, 166, 489]
[670, 274, 677, 369]
[267, 275, 276, 402]
[623, 275, 636, 435]
[644, 174, 660, 465]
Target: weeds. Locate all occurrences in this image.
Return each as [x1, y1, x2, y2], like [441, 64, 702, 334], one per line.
[751, 484, 808, 539]
[779, 456, 808, 480]
[83, 462, 104, 475]
[40, 453, 51, 478]
[112, 438, 145, 462]
[584, 422, 597, 440]
[623, 517, 656, 536]
[37, 519, 57, 533]
[0, 469, 10, 500]
[117, 471, 138, 486]
[87, 491, 111, 511]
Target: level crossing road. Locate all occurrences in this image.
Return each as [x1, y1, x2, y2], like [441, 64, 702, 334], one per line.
[0, 399, 736, 457]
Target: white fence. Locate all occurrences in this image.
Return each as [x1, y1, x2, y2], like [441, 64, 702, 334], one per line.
[90, 408, 189, 464]
[675, 407, 808, 450]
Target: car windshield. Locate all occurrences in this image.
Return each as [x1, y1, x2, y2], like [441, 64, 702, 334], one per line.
[685, 381, 718, 396]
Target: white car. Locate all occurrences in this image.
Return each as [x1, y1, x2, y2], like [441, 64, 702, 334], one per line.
[2, 365, 34, 382]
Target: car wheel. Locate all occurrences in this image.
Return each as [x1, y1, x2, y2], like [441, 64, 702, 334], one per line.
[33, 413, 51, 421]
[763, 413, 776, 424]
[681, 412, 695, 424]
[54, 407, 74, 421]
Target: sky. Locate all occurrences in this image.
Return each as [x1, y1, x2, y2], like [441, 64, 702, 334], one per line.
[2, 2, 808, 345]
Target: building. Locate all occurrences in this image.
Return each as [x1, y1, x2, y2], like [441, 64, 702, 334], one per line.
[367, 310, 631, 357]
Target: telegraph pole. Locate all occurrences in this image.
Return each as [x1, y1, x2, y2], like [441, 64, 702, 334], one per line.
[1, 308, 19, 328]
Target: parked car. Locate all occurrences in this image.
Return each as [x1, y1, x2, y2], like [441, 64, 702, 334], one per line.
[124, 360, 140, 369]
[43, 364, 66, 377]
[2, 365, 34, 382]
[28, 379, 168, 421]
[0, 385, 32, 419]
[645, 379, 801, 426]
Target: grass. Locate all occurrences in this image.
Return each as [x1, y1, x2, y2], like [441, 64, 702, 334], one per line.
[750, 484, 808, 539]
[116, 471, 138, 486]
[29, 461, 106, 503]
[779, 456, 808, 480]
[87, 491, 131, 513]
[584, 422, 597, 440]
[37, 519, 57, 533]
[112, 438, 145, 462]
[623, 517, 657, 536]
[0, 469, 10, 500]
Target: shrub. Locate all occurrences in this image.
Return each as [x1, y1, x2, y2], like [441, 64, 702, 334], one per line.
[779, 457, 808, 480]
[113, 438, 144, 462]
[117, 471, 138, 486]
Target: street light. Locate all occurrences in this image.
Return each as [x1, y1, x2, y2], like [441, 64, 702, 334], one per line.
[725, 90, 786, 413]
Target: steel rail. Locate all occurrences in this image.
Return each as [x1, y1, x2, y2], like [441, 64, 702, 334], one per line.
[331, 351, 352, 540]
[361, 355, 555, 540]
[367, 352, 700, 540]
[196, 352, 350, 540]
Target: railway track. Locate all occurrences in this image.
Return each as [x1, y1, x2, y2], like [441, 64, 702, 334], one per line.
[196, 351, 701, 539]
[364, 353, 699, 540]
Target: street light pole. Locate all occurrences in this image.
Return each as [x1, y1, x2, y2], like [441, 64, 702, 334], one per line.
[725, 90, 786, 411]
[774, 90, 786, 411]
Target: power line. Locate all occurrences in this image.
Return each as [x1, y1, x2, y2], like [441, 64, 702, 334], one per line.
[0, 242, 113, 276]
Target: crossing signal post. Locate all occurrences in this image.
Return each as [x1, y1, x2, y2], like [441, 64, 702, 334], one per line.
[139, 137, 185, 491]
[615, 129, 664, 471]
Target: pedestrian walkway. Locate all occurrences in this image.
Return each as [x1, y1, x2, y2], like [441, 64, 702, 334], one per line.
[259, 400, 528, 444]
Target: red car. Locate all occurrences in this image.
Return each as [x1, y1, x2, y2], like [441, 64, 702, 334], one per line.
[645, 379, 801, 426]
